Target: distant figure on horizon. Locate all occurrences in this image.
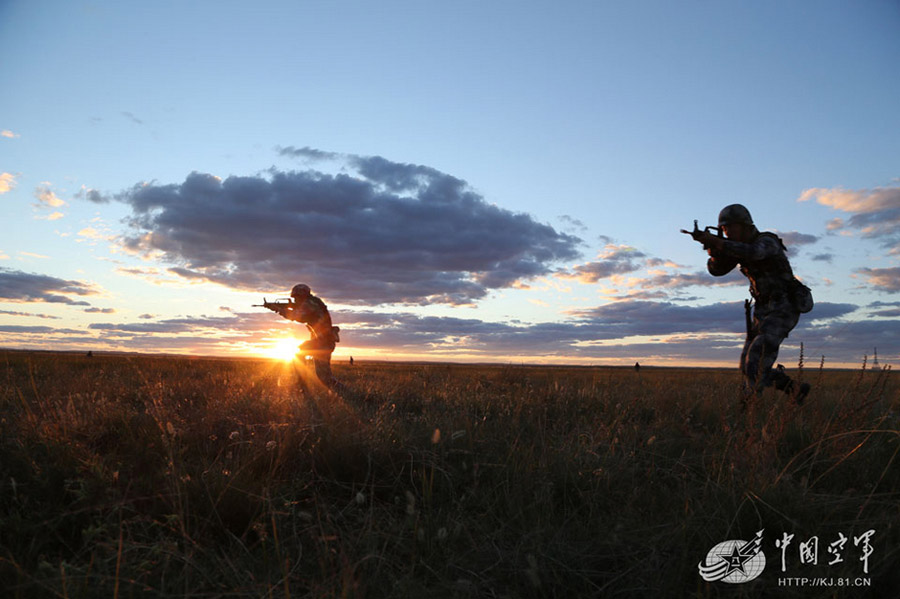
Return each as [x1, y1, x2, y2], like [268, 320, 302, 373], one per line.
[634, 362, 640, 372]
[349, 356, 354, 366]
[86, 350, 93, 358]
[267, 284, 340, 388]
[688, 204, 812, 405]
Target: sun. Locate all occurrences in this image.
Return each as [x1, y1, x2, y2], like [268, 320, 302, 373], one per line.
[264, 337, 300, 362]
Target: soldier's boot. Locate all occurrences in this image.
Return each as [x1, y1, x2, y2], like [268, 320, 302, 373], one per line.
[772, 364, 811, 406]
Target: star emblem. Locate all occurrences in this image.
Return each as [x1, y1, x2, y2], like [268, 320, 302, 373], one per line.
[718, 543, 754, 576]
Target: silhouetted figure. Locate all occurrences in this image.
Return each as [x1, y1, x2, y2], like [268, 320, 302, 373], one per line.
[86, 350, 93, 358]
[349, 356, 354, 366]
[693, 204, 812, 404]
[267, 284, 340, 388]
[634, 362, 640, 372]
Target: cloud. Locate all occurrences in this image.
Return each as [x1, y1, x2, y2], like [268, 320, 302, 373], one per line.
[78, 227, 112, 241]
[0, 267, 98, 305]
[777, 231, 819, 250]
[34, 185, 66, 208]
[76, 303, 714, 358]
[87, 312, 275, 336]
[77, 186, 110, 203]
[0, 172, 17, 194]
[337, 300, 860, 356]
[1, 298, 880, 365]
[605, 289, 674, 301]
[794, 319, 900, 363]
[855, 267, 900, 292]
[556, 252, 746, 301]
[558, 214, 588, 234]
[84, 307, 116, 314]
[811, 253, 833, 263]
[122, 111, 144, 125]
[277, 145, 340, 161]
[629, 269, 746, 291]
[800, 302, 859, 321]
[105, 153, 581, 305]
[1, 130, 19, 139]
[0, 325, 82, 334]
[33, 184, 67, 220]
[558, 245, 647, 283]
[0, 309, 61, 320]
[645, 258, 686, 269]
[566, 299, 856, 342]
[799, 185, 900, 250]
[567, 300, 752, 336]
[116, 266, 163, 277]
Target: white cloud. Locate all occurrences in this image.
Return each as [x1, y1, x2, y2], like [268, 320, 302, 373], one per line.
[0, 172, 17, 194]
[557, 244, 648, 283]
[799, 186, 900, 214]
[855, 267, 900, 292]
[1, 130, 19, 139]
[799, 185, 900, 250]
[34, 185, 66, 208]
[77, 227, 112, 241]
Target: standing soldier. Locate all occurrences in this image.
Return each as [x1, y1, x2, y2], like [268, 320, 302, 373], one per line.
[685, 204, 812, 404]
[265, 284, 340, 387]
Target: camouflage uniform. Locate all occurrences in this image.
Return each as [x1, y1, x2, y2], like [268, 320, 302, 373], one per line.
[280, 293, 339, 387]
[708, 231, 801, 395]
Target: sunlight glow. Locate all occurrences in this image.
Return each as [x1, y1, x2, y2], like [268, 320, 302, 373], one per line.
[264, 337, 299, 362]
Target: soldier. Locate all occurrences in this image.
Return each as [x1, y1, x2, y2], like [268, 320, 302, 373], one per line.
[274, 284, 340, 387]
[692, 204, 811, 404]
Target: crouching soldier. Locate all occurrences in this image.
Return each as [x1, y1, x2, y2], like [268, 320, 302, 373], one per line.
[276, 284, 340, 387]
[688, 204, 812, 405]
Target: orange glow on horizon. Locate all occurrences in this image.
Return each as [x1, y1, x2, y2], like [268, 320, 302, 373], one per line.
[261, 337, 300, 362]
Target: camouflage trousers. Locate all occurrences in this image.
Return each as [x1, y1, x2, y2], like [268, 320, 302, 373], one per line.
[740, 296, 800, 394]
[300, 335, 336, 387]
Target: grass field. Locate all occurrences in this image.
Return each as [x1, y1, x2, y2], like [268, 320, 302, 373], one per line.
[1, 350, 898, 598]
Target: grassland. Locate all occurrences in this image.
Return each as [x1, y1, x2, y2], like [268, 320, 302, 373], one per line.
[1, 350, 898, 598]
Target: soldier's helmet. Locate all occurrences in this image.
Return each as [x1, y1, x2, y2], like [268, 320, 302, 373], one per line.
[718, 204, 754, 227]
[291, 283, 311, 299]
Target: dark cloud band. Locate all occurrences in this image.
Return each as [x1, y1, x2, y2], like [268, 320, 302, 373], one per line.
[0, 267, 96, 306]
[110, 153, 581, 305]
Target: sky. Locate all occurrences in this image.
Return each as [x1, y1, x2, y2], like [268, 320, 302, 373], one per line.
[2, 0, 899, 367]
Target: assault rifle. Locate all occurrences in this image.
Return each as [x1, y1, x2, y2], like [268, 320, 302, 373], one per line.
[253, 297, 293, 314]
[680, 220, 723, 250]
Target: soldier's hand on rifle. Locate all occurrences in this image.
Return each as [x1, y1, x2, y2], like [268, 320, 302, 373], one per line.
[681, 220, 725, 252]
[698, 230, 724, 251]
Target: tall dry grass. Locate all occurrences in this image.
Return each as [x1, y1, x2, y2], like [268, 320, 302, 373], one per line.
[1, 351, 897, 597]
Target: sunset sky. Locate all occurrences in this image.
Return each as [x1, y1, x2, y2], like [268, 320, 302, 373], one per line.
[2, 1, 899, 367]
